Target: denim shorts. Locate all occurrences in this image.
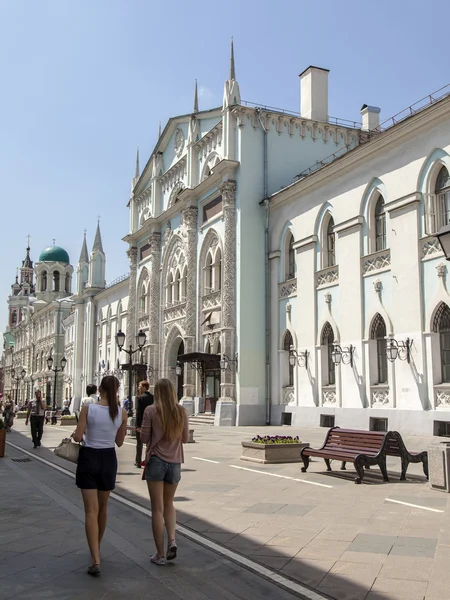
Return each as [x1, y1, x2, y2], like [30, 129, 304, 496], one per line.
[145, 455, 181, 484]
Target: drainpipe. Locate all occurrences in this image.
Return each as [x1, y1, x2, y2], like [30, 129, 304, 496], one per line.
[256, 109, 271, 425]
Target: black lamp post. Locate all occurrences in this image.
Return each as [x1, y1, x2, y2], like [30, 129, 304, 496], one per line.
[116, 329, 146, 417]
[47, 355, 67, 413]
[436, 224, 450, 259]
[11, 367, 26, 405]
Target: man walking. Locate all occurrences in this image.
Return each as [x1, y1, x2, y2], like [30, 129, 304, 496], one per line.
[135, 380, 153, 468]
[25, 390, 46, 449]
[80, 384, 98, 408]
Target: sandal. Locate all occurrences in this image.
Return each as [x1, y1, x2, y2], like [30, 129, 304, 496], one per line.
[166, 540, 177, 561]
[87, 564, 101, 576]
[150, 553, 166, 566]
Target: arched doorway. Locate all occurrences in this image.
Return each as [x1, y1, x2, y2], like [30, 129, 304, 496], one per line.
[204, 341, 221, 414]
[177, 341, 185, 400]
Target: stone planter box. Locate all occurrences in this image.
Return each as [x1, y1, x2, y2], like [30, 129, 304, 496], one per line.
[59, 418, 77, 426]
[188, 429, 195, 443]
[240, 441, 309, 464]
[16, 412, 27, 419]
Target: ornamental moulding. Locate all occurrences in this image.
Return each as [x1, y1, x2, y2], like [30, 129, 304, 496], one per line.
[422, 238, 442, 258]
[159, 157, 187, 193]
[195, 122, 223, 158]
[363, 250, 391, 274]
[230, 106, 358, 147]
[371, 387, 390, 406]
[322, 389, 336, 405]
[279, 279, 297, 299]
[316, 266, 339, 287]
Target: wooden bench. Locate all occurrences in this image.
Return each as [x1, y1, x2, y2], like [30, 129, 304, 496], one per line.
[340, 431, 428, 481]
[301, 427, 391, 484]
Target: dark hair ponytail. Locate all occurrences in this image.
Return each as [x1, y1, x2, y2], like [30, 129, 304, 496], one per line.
[99, 376, 119, 422]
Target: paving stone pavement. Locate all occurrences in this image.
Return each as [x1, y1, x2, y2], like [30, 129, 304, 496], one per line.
[0, 445, 316, 600]
[5, 421, 450, 599]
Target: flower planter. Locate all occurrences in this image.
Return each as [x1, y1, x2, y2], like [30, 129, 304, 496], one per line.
[16, 412, 27, 420]
[0, 429, 6, 458]
[240, 441, 309, 464]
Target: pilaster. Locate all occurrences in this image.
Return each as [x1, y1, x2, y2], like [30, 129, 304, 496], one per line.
[182, 207, 198, 399]
[216, 180, 237, 425]
[148, 233, 161, 382]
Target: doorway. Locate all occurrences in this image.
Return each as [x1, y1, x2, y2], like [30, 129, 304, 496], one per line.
[204, 369, 221, 414]
[177, 341, 185, 400]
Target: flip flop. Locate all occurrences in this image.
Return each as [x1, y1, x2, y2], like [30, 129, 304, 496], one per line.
[87, 564, 101, 576]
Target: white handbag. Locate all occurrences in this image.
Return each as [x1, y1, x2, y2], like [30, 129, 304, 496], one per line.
[54, 437, 80, 464]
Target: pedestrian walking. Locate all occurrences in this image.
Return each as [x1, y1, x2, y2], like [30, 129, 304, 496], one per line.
[141, 378, 189, 566]
[135, 380, 154, 468]
[80, 384, 98, 408]
[72, 376, 127, 576]
[25, 390, 46, 448]
[3, 398, 15, 432]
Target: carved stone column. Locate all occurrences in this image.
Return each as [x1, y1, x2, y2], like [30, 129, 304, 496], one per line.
[217, 180, 237, 426]
[181, 207, 198, 401]
[148, 233, 161, 387]
[125, 246, 138, 397]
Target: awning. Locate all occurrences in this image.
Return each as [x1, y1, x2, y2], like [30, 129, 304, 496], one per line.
[178, 352, 220, 370]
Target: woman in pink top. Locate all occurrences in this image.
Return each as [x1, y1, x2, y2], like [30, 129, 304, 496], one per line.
[141, 378, 189, 565]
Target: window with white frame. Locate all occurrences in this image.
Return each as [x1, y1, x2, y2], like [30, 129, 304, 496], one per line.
[371, 313, 388, 384]
[425, 165, 450, 235]
[283, 330, 294, 387]
[323, 216, 336, 268]
[433, 302, 450, 383]
[285, 231, 295, 280]
[374, 196, 386, 252]
[321, 322, 335, 386]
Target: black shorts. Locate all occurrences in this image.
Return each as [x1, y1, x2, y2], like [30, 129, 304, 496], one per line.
[76, 446, 117, 491]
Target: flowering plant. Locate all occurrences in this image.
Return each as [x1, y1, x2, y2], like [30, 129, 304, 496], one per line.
[251, 435, 300, 445]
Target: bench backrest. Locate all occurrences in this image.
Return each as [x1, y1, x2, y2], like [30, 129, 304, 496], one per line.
[385, 434, 402, 456]
[325, 428, 387, 453]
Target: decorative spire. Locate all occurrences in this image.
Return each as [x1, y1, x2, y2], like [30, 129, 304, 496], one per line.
[92, 221, 104, 254]
[135, 147, 140, 179]
[193, 79, 199, 113]
[79, 230, 89, 263]
[230, 38, 236, 81]
[22, 235, 33, 268]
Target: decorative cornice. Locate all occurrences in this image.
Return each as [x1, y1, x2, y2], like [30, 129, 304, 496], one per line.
[194, 122, 223, 157]
[269, 96, 450, 210]
[334, 215, 364, 235]
[293, 234, 318, 252]
[159, 157, 187, 192]
[384, 192, 421, 215]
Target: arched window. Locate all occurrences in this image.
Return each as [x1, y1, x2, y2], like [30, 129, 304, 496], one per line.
[321, 322, 335, 385]
[205, 253, 213, 293]
[139, 284, 147, 314]
[166, 273, 173, 305]
[53, 271, 60, 292]
[174, 270, 180, 303]
[433, 302, 450, 383]
[214, 248, 222, 291]
[435, 166, 450, 227]
[375, 196, 386, 251]
[326, 217, 336, 267]
[42, 271, 47, 292]
[283, 330, 294, 386]
[286, 232, 295, 279]
[371, 314, 387, 384]
[65, 273, 71, 293]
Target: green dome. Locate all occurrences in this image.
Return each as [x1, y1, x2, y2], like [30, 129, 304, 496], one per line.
[38, 245, 70, 264]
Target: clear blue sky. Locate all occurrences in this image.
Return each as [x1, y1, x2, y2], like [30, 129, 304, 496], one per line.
[0, 0, 449, 334]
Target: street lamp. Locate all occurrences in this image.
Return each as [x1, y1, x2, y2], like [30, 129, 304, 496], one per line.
[436, 224, 450, 258]
[11, 367, 26, 405]
[219, 353, 238, 371]
[289, 346, 309, 369]
[116, 329, 147, 417]
[331, 343, 355, 367]
[47, 355, 67, 415]
[386, 338, 412, 363]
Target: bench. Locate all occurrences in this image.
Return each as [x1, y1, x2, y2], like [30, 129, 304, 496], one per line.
[301, 427, 391, 484]
[340, 431, 428, 481]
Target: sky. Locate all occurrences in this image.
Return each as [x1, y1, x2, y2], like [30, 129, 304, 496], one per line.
[0, 0, 449, 334]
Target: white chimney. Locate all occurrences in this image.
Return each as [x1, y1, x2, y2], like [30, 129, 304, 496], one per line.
[300, 66, 329, 122]
[360, 104, 381, 131]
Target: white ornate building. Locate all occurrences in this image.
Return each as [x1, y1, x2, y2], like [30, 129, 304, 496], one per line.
[269, 84, 450, 436]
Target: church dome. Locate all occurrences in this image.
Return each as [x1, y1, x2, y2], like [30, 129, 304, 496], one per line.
[38, 245, 70, 264]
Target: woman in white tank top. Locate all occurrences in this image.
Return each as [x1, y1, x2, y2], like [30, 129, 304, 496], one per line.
[73, 376, 127, 576]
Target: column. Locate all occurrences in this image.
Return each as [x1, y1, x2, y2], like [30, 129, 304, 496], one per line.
[148, 232, 161, 387]
[125, 246, 138, 398]
[216, 180, 237, 426]
[181, 207, 198, 404]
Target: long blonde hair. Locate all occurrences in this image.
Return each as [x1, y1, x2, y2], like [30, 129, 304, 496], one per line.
[154, 378, 185, 441]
